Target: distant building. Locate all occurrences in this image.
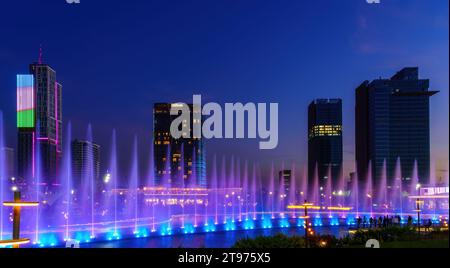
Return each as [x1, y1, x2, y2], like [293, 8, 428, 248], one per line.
[153, 103, 206, 188]
[17, 62, 62, 187]
[278, 169, 291, 194]
[1, 147, 14, 179]
[355, 67, 438, 185]
[71, 139, 100, 191]
[308, 99, 343, 189]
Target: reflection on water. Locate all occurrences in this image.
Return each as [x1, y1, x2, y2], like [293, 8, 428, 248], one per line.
[83, 226, 349, 248]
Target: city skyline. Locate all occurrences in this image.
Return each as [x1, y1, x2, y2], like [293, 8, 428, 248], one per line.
[0, 0, 448, 181]
[0, 0, 448, 251]
[3, 60, 446, 187]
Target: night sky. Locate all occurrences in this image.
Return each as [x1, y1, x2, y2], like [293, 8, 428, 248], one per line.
[0, 0, 448, 183]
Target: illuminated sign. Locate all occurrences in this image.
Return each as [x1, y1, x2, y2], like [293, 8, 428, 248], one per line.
[309, 125, 342, 138]
[17, 75, 35, 128]
[421, 187, 449, 196]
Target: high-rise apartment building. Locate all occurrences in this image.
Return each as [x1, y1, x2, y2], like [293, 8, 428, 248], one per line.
[308, 99, 343, 188]
[17, 61, 62, 187]
[355, 67, 437, 185]
[153, 103, 206, 188]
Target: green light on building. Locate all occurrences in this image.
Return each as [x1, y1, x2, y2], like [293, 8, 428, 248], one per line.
[17, 109, 34, 128]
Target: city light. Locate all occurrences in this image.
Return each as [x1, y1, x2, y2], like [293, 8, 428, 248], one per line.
[0, 239, 30, 247]
[104, 173, 111, 184]
[3, 202, 39, 207]
[0, 2, 448, 252]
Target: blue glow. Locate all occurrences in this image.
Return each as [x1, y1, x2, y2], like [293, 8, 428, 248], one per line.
[261, 216, 272, 229]
[37, 233, 59, 247]
[346, 217, 356, 226]
[183, 223, 195, 234]
[25, 209, 450, 248]
[203, 219, 217, 232]
[73, 231, 92, 244]
[224, 219, 236, 231]
[132, 227, 149, 238]
[159, 223, 173, 236]
[314, 217, 323, 227]
[279, 218, 290, 228]
[431, 217, 440, 224]
[243, 219, 255, 230]
[106, 233, 121, 240]
[330, 217, 339, 226]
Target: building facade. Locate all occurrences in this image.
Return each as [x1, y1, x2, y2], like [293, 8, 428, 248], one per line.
[308, 99, 343, 189]
[355, 67, 437, 186]
[153, 103, 206, 188]
[278, 169, 291, 194]
[17, 62, 62, 187]
[71, 139, 100, 191]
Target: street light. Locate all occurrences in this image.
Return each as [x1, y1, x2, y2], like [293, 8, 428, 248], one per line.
[104, 173, 111, 184]
[0, 191, 39, 248]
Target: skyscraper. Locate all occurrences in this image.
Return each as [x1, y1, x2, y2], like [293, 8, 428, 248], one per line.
[355, 67, 437, 185]
[308, 99, 343, 189]
[17, 61, 62, 187]
[153, 103, 206, 188]
[278, 169, 291, 194]
[71, 139, 100, 191]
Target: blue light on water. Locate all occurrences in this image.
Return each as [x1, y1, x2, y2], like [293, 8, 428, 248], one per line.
[224, 219, 236, 231]
[314, 217, 323, 227]
[432, 217, 440, 224]
[183, 223, 195, 234]
[106, 231, 121, 241]
[346, 217, 356, 226]
[36, 233, 59, 247]
[132, 228, 149, 238]
[159, 223, 173, 236]
[243, 219, 255, 230]
[203, 219, 216, 232]
[330, 217, 339, 226]
[72, 231, 93, 244]
[279, 218, 289, 228]
[261, 216, 272, 229]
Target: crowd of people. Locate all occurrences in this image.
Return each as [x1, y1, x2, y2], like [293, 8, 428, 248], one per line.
[355, 215, 434, 230]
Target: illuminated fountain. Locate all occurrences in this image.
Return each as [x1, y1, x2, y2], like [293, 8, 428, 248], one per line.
[288, 164, 296, 218]
[0, 112, 6, 241]
[392, 158, 404, 218]
[0, 122, 447, 248]
[377, 160, 388, 214]
[351, 168, 359, 218]
[364, 161, 374, 217]
[128, 136, 139, 235]
[85, 125, 96, 240]
[109, 130, 120, 238]
[62, 122, 72, 240]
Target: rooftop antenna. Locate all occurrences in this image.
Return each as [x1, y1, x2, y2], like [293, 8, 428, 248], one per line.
[38, 44, 43, 64]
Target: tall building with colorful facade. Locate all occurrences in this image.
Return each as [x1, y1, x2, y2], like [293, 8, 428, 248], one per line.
[17, 61, 62, 188]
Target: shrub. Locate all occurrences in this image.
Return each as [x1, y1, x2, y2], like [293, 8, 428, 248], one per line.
[233, 233, 305, 248]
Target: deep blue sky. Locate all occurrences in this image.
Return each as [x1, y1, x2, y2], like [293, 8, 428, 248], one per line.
[0, 0, 448, 182]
